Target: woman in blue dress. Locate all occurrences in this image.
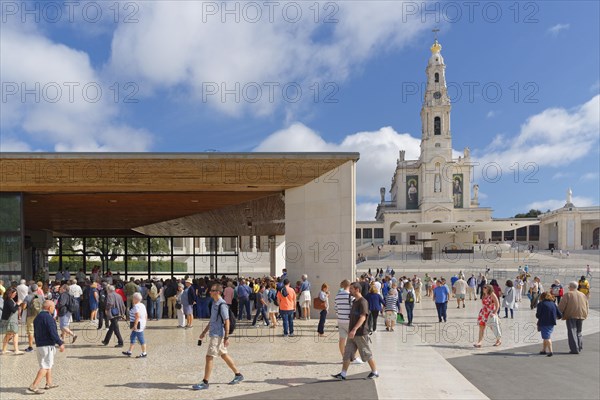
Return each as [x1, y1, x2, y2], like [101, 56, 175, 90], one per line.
[89, 282, 99, 321]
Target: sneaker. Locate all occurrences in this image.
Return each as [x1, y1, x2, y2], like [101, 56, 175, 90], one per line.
[115, 343, 124, 348]
[289, 333, 295, 337]
[192, 382, 209, 390]
[25, 347, 34, 353]
[331, 373, 346, 380]
[367, 372, 379, 379]
[352, 358, 364, 364]
[229, 374, 244, 385]
[122, 351, 132, 357]
[136, 353, 148, 358]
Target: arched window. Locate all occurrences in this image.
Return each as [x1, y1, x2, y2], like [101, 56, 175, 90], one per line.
[434, 73, 439, 83]
[434, 117, 441, 135]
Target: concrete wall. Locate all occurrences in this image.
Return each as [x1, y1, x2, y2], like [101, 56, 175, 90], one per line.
[285, 160, 356, 316]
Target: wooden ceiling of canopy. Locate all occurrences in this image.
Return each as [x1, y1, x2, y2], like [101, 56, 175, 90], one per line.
[2, 153, 359, 236]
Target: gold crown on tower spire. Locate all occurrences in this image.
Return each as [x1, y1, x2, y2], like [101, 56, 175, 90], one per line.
[430, 39, 442, 54]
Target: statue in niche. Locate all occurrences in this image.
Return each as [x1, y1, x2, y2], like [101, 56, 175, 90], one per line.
[399, 150, 405, 161]
[567, 188, 573, 204]
[464, 147, 470, 158]
[380, 187, 386, 204]
[434, 173, 441, 193]
[473, 184, 479, 203]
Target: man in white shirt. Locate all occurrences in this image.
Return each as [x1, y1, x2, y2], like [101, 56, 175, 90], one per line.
[69, 280, 83, 322]
[453, 277, 468, 308]
[17, 279, 29, 303]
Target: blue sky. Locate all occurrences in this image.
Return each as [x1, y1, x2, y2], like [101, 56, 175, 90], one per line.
[1, 1, 599, 219]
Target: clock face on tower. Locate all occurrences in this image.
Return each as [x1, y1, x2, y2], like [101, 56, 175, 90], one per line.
[433, 91, 441, 99]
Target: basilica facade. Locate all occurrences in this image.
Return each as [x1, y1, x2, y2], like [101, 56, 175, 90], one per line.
[357, 39, 599, 253]
[373, 39, 496, 250]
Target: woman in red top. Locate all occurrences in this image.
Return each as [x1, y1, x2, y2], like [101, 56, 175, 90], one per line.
[490, 279, 502, 299]
[474, 285, 501, 348]
[115, 283, 127, 302]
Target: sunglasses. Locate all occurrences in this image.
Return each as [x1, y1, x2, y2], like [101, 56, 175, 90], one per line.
[210, 289, 219, 293]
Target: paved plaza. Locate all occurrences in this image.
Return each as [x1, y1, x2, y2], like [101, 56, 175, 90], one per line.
[1, 251, 598, 399]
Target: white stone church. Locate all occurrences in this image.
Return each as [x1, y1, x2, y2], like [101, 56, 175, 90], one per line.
[357, 39, 599, 253]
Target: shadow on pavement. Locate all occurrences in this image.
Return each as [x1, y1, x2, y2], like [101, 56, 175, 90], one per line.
[254, 360, 341, 367]
[449, 332, 600, 400]
[105, 382, 190, 390]
[226, 374, 377, 400]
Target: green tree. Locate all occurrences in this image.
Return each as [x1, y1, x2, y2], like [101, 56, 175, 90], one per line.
[51, 237, 171, 268]
[514, 209, 543, 218]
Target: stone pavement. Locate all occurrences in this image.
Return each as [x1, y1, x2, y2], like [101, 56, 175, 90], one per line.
[1, 295, 597, 399]
[1, 250, 598, 399]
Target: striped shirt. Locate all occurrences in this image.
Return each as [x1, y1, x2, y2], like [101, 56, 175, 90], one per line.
[384, 294, 398, 312]
[334, 289, 352, 321]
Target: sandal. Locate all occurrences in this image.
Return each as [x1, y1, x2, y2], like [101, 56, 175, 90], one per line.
[44, 384, 59, 390]
[27, 387, 45, 395]
[493, 341, 502, 347]
[473, 344, 482, 348]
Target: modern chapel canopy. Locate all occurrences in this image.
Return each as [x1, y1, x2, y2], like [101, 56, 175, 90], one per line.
[0, 152, 359, 236]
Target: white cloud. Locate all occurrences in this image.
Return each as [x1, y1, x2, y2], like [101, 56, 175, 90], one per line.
[107, 1, 429, 117]
[527, 196, 595, 212]
[547, 23, 570, 36]
[356, 202, 379, 221]
[0, 138, 33, 152]
[580, 172, 599, 182]
[255, 122, 422, 201]
[0, 24, 152, 151]
[476, 95, 600, 169]
[552, 172, 571, 180]
[486, 110, 499, 118]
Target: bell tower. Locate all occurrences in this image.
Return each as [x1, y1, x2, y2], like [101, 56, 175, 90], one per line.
[420, 35, 452, 165]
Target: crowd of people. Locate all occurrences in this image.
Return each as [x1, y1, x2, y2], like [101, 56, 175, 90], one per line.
[0, 263, 593, 394]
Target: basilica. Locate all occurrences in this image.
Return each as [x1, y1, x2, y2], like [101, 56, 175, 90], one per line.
[357, 39, 599, 253]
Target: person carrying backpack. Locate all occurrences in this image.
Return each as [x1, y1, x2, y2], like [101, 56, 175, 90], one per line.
[193, 283, 243, 391]
[57, 284, 77, 344]
[22, 284, 44, 352]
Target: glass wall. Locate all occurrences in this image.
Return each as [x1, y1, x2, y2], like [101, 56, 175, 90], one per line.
[48, 236, 239, 280]
[0, 193, 24, 283]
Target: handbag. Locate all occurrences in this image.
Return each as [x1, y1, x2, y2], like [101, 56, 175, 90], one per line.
[488, 314, 502, 339]
[175, 302, 182, 310]
[396, 312, 404, 323]
[313, 297, 326, 310]
[110, 307, 119, 317]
